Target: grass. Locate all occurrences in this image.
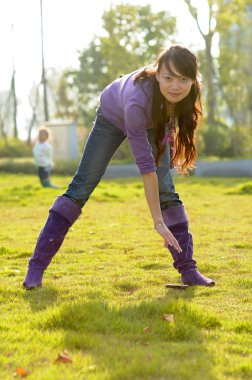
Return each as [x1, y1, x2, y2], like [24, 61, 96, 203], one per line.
[0, 173, 251, 379]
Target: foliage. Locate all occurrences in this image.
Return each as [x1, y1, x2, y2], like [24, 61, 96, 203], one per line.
[217, 2, 252, 156]
[111, 139, 134, 163]
[0, 138, 32, 158]
[0, 74, 18, 140]
[0, 91, 10, 142]
[46, 68, 79, 122]
[6, 1, 251, 160]
[0, 155, 134, 176]
[0, 158, 80, 176]
[69, 3, 176, 127]
[184, 0, 252, 157]
[0, 174, 251, 379]
[200, 120, 232, 157]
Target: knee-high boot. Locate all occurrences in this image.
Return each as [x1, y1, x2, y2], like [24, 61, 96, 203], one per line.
[162, 205, 215, 286]
[23, 195, 82, 289]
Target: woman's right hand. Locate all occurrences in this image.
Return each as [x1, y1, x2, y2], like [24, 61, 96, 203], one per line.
[154, 221, 182, 253]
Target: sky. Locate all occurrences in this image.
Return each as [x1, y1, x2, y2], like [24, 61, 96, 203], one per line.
[0, 0, 208, 137]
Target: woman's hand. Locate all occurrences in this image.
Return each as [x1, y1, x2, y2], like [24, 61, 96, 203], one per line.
[154, 221, 182, 253]
[142, 172, 182, 253]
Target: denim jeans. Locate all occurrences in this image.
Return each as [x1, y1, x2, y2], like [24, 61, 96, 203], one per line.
[64, 109, 182, 209]
[38, 166, 51, 182]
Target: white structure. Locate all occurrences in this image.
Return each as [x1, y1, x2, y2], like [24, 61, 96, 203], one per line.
[45, 120, 79, 161]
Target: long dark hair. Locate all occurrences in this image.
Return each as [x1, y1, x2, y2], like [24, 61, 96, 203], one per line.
[134, 45, 202, 173]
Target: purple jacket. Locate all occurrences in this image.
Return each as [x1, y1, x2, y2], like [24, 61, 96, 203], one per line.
[100, 70, 156, 174]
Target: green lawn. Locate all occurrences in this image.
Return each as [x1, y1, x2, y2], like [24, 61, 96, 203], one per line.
[0, 174, 251, 380]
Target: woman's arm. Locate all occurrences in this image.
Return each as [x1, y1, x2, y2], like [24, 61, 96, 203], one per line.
[142, 172, 181, 253]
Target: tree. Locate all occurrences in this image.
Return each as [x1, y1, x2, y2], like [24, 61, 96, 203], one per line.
[0, 79, 18, 143]
[10, 70, 18, 139]
[184, 0, 248, 119]
[184, 0, 252, 157]
[184, 0, 218, 125]
[47, 68, 78, 121]
[70, 3, 176, 127]
[26, 83, 40, 145]
[218, 3, 252, 156]
[0, 91, 9, 145]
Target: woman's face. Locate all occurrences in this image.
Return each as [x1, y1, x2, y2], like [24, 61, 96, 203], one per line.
[156, 61, 194, 104]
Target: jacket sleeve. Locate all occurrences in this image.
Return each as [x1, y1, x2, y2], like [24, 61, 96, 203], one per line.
[124, 104, 156, 174]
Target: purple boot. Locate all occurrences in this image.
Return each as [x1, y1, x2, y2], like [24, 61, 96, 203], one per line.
[23, 196, 82, 290]
[162, 205, 215, 287]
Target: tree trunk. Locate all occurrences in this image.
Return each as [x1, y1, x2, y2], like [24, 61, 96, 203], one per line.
[204, 34, 216, 125]
[0, 118, 8, 147]
[11, 71, 18, 139]
[26, 112, 37, 146]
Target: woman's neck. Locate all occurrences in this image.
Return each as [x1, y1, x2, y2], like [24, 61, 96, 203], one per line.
[165, 102, 175, 118]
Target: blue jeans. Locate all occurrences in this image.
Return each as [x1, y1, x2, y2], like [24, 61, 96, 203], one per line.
[38, 166, 51, 182]
[64, 109, 181, 209]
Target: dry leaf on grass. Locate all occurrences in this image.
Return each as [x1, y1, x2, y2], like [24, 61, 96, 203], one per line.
[127, 288, 137, 295]
[6, 351, 14, 357]
[161, 314, 174, 322]
[14, 367, 30, 377]
[147, 352, 153, 361]
[143, 326, 151, 333]
[52, 274, 61, 280]
[54, 350, 72, 364]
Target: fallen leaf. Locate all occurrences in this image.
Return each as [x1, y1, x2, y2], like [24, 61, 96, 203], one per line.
[140, 341, 149, 346]
[54, 350, 72, 364]
[143, 326, 151, 333]
[14, 367, 30, 377]
[6, 351, 14, 357]
[161, 314, 174, 323]
[127, 288, 137, 295]
[147, 352, 152, 361]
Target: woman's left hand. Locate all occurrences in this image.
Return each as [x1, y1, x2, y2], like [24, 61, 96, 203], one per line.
[155, 221, 182, 253]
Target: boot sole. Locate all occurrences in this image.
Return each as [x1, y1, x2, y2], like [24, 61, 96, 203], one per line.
[165, 284, 189, 289]
[184, 281, 215, 287]
[23, 284, 42, 290]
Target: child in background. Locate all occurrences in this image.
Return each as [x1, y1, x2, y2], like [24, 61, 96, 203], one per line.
[33, 127, 58, 188]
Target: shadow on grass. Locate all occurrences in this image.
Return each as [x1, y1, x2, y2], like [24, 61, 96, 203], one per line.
[23, 287, 58, 312]
[226, 181, 252, 195]
[36, 297, 220, 379]
[165, 284, 197, 300]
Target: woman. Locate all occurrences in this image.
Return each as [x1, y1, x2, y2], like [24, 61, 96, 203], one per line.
[23, 45, 215, 289]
